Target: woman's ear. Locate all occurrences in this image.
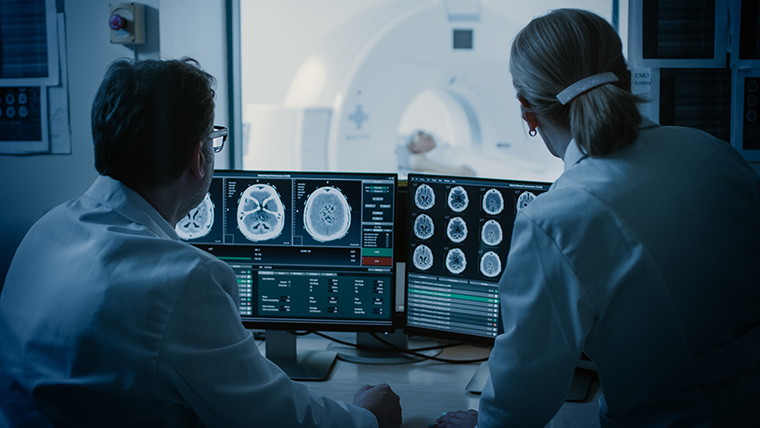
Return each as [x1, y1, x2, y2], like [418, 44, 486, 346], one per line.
[518, 95, 539, 132]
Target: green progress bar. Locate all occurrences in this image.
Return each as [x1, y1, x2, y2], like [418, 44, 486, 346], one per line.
[410, 288, 498, 303]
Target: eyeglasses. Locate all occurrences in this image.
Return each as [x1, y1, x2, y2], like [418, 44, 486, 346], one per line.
[208, 125, 228, 153]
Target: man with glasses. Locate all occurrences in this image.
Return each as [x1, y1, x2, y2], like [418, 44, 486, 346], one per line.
[0, 58, 401, 428]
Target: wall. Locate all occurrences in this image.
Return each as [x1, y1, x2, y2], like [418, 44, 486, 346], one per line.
[0, 0, 228, 285]
[159, 0, 229, 142]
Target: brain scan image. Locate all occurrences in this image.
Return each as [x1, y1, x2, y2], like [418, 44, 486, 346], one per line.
[482, 189, 505, 215]
[480, 251, 502, 278]
[176, 193, 214, 240]
[481, 219, 503, 246]
[445, 248, 467, 274]
[447, 186, 469, 212]
[446, 216, 468, 243]
[303, 186, 352, 242]
[237, 184, 286, 242]
[412, 244, 434, 271]
[516, 191, 537, 211]
[414, 184, 435, 210]
[413, 214, 434, 240]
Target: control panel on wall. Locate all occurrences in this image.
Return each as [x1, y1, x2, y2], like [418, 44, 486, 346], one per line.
[742, 77, 760, 150]
[109, 2, 145, 44]
[734, 70, 760, 160]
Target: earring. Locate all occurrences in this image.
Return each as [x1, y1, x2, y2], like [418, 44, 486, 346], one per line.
[529, 129, 537, 137]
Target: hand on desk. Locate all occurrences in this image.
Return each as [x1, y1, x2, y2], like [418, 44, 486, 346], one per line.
[430, 409, 478, 428]
[353, 383, 402, 428]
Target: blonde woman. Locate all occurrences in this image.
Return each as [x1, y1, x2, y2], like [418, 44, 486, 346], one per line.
[433, 8, 760, 428]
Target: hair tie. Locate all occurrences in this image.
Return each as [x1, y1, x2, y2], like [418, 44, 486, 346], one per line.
[556, 72, 619, 105]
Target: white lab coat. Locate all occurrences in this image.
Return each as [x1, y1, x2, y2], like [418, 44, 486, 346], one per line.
[0, 175, 377, 428]
[479, 119, 760, 427]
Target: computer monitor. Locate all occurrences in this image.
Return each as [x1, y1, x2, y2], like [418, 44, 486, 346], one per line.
[178, 170, 397, 379]
[403, 173, 551, 346]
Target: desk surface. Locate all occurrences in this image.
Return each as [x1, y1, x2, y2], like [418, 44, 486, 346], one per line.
[258, 333, 601, 428]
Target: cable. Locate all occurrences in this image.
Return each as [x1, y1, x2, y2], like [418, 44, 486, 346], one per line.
[367, 332, 489, 364]
[310, 331, 360, 348]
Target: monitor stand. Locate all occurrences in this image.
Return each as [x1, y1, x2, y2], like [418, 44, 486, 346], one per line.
[465, 361, 491, 394]
[329, 331, 441, 364]
[265, 330, 337, 381]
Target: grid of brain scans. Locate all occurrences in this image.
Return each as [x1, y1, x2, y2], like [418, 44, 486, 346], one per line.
[405, 174, 551, 342]
[177, 170, 397, 326]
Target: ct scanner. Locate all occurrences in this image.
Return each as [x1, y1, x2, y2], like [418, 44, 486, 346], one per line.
[243, 0, 564, 181]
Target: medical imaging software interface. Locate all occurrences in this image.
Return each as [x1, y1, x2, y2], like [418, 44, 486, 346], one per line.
[178, 170, 397, 328]
[405, 174, 551, 342]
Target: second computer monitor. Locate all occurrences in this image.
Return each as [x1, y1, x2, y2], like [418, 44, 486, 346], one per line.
[404, 173, 551, 345]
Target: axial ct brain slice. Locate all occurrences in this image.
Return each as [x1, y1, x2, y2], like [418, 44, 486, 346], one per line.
[176, 193, 214, 240]
[303, 186, 351, 242]
[446, 217, 468, 243]
[445, 248, 467, 274]
[480, 251, 502, 278]
[413, 244, 434, 271]
[447, 186, 469, 212]
[483, 189, 504, 215]
[516, 191, 536, 211]
[413, 214, 434, 240]
[481, 219, 503, 246]
[237, 184, 286, 242]
[414, 184, 435, 210]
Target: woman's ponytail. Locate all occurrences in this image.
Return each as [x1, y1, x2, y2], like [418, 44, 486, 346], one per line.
[510, 8, 646, 157]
